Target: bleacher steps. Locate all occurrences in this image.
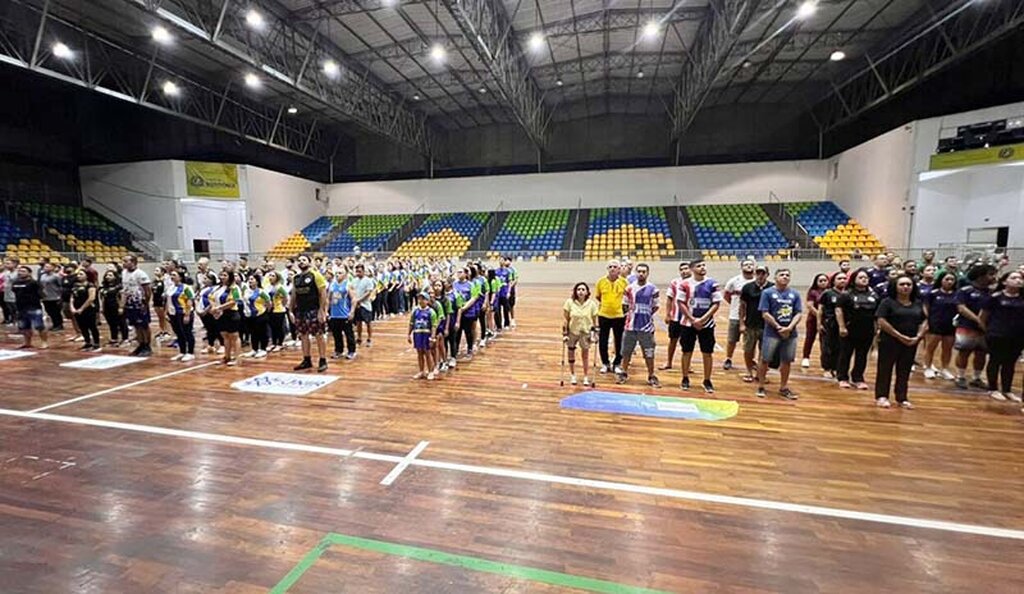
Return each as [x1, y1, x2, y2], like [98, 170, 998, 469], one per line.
[472, 211, 506, 252]
[383, 213, 427, 253]
[565, 208, 590, 254]
[665, 206, 696, 251]
[761, 203, 816, 250]
[311, 217, 357, 252]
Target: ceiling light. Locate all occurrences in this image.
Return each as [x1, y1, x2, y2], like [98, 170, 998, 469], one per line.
[643, 19, 660, 39]
[161, 81, 180, 96]
[479, 87, 487, 94]
[796, 1, 818, 19]
[244, 72, 261, 88]
[637, 70, 645, 79]
[830, 50, 846, 62]
[555, 79, 563, 87]
[429, 44, 446, 63]
[412, 93, 420, 100]
[323, 59, 340, 78]
[287, 106, 298, 114]
[382, 0, 398, 5]
[245, 9, 265, 30]
[151, 25, 172, 45]
[528, 32, 544, 52]
[51, 41, 72, 60]
[742, 60, 752, 69]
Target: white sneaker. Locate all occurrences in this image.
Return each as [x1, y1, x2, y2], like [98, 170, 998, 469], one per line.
[1005, 392, 1022, 403]
[801, 358, 810, 368]
[427, 371, 436, 380]
[255, 350, 267, 358]
[923, 368, 936, 379]
[170, 354, 184, 361]
[244, 350, 257, 358]
[216, 346, 225, 354]
[990, 391, 1007, 401]
[876, 397, 891, 408]
[570, 374, 578, 385]
[413, 372, 425, 379]
[181, 354, 195, 362]
[940, 369, 955, 381]
[510, 320, 517, 328]
[614, 366, 624, 375]
[599, 365, 609, 374]
[582, 376, 592, 387]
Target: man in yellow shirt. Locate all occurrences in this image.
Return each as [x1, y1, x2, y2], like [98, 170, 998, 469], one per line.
[594, 259, 627, 374]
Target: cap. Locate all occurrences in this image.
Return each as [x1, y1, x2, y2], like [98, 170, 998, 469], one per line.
[755, 265, 769, 273]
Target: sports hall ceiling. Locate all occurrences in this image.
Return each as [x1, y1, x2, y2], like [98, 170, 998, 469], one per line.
[0, 0, 1022, 174]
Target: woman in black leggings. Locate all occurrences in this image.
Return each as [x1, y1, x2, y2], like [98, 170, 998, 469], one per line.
[835, 269, 879, 390]
[69, 269, 100, 351]
[874, 275, 927, 409]
[981, 270, 1024, 403]
[98, 269, 128, 346]
[817, 271, 847, 378]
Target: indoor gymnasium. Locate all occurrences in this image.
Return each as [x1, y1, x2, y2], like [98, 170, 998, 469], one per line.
[1, 0, 1024, 591]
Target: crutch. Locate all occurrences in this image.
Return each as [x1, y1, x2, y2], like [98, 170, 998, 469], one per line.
[589, 328, 599, 388]
[559, 335, 567, 386]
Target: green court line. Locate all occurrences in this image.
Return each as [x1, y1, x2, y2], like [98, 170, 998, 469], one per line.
[270, 532, 671, 594]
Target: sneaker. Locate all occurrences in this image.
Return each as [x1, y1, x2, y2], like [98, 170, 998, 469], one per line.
[226, 359, 237, 366]
[79, 344, 92, 351]
[822, 371, 834, 379]
[1005, 392, 1022, 403]
[940, 369, 956, 381]
[366, 340, 372, 348]
[510, 320, 517, 328]
[723, 359, 733, 371]
[427, 371, 436, 380]
[413, 372, 425, 379]
[839, 381, 851, 389]
[599, 365, 609, 374]
[216, 346, 225, 355]
[244, 350, 257, 358]
[955, 377, 968, 390]
[900, 401, 915, 409]
[741, 374, 754, 383]
[170, 354, 184, 362]
[294, 358, 313, 371]
[969, 378, 986, 389]
[680, 376, 691, 391]
[181, 354, 195, 362]
[801, 358, 810, 368]
[876, 397, 891, 408]
[614, 366, 624, 375]
[317, 359, 328, 373]
[255, 350, 267, 359]
[854, 382, 869, 390]
[136, 347, 152, 357]
[331, 352, 343, 360]
[779, 387, 798, 400]
[90, 346, 102, 353]
[570, 374, 578, 386]
[923, 368, 936, 379]
[345, 352, 357, 361]
[703, 379, 714, 394]
[990, 391, 1007, 401]
[449, 358, 457, 368]
[647, 375, 661, 388]
[582, 377, 592, 387]
[756, 387, 766, 398]
[615, 373, 628, 384]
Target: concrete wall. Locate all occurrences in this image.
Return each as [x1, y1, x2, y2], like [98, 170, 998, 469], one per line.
[327, 159, 829, 215]
[913, 165, 1024, 248]
[245, 166, 327, 253]
[81, 161, 184, 251]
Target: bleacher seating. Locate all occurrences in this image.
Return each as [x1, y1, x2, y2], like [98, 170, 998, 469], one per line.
[302, 216, 345, 244]
[16, 203, 135, 263]
[1, 215, 28, 250]
[688, 204, 788, 260]
[488, 209, 568, 260]
[393, 212, 488, 258]
[4, 237, 67, 264]
[785, 201, 884, 260]
[323, 214, 410, 254]
[266, 216, 346, 260]
[584, 207, 674, 261]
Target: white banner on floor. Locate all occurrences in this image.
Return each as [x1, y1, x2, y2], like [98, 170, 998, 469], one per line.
[0, 349, 36, 361]
[60, 355, 145, 370]
[231, 372, 340, 396]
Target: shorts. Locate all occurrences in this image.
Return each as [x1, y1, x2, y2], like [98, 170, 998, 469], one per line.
[929, 322, 955, 337]
[680, 325, 716, 354]
[413, 332, 432, 351]
[761, 333, 798, 364]
[124, 306, 151, 328]
[566, 331, 591, 350]
[743, 326, 763, 354]
[667, 321, 682, 340]
[509, 291, 517, 307]
[727, 319, 741, 344]
[218, 310, 241, 334]
[153, 296, 166, 308]
[294, 309, 326, 335]
[621, 330, 655, 359]
[18, 309, 45, 331]
[436, 318, 447, 336]
[355, 308, 373, 324]
[954, 328, 987, 352]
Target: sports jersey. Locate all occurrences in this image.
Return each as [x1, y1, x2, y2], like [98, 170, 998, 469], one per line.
[983, 291, 1024, 338]
[682, 277, 723, 329]
[242, 287, 270, 317]
[955, 284, 990, 331]
[723, 274, 753, 320]
[269, 284, 288, 313]
[925, 289, 957, 330]
[623, 281, 659, 333]
[329, 279, 351, 319]
[494, 267, 511, 297]
[453, 280, 480, 319]
[167, 283, 195, 316]
[213, 284, 242, 311]
[758, 287, 803, 339]
[121, 268, 151, 308]
[292, 269, 327, 313]
[595, 276, 627, 319]
[665, 277, 691, 324]
[409, 305, 438, 334]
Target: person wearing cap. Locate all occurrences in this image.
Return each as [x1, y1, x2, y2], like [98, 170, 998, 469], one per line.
[722, 259, 756, 371]
[756, 268, 802, 400]
[739, 265, 772, 382]
[409, 291, 438, 380]
[595, 259, 627, 374]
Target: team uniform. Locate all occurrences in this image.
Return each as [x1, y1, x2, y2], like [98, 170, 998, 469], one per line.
[292, 269, 328, 335]
[410, 305, 438, 352]
[665, 277, 691, 342]
[723, 274, 753, 347]
[954, 284, 990, 352]
[680, 277, 723, 354]
[758, 286, 803, 364]
[621, 281, 659, 360]
[167, 283, 196, 356]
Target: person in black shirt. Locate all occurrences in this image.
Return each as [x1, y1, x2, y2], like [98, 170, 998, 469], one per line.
[11, 265, 47, 349]
[817, 271, 847, 378]
[921, 272, 958, 380]
[835, 269, 879, 389]
[98, 269, 128, 346]
[980, 271, 1024, 403]
[875, 275, 928, 408]
[290, 254, 329, 372]
[738, 265, 773, 383]
[60, 264, 81, 342]
[70, 268, 100, 351]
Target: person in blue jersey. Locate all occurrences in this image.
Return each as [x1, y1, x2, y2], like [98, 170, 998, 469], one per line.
[616, 263, 660, 388]
[866, 254, 890, 294]
[328, 267, 356, 360]
[430, 280, 449, 374]
[487, 268, 504, 336]
[166, 270, 196, 362]
[409, 292, 438, 380]
[874, 275, 928, 409]
[953, 264, 997, 390]
[980, 270, 1024, 403]
[242, 275, 272, 359]
[494, 257, 512, 331]
[195, 272, 222, 355]
[922, 271, 958, 380]
[475, 263, 492, 348]
[452, 266, 481, 361]
[756, 268, 803, 400]
[209, 269, 243, 366]
[678, 259, 722, 394]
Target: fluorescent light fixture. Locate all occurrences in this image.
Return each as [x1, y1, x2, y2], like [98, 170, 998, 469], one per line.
[528, 32, 544, 52]
[643, 19, 660, 39]
[636, 70, 645, 79]
[151, 25, 172, 45]
[555, 79, 563, 87]
[830, 50, 846, 61]
[796, 1, 818, 19]
[245, 9, 265, 30]
[479, 87, 487, 94]
[51, 42, 73, 59]
[287, 106, 298, 114]
[412, 94, 420, 101]
[244, 72, 261, 88]
[162, 80, 180, 96]
[429, 44, 446, 63]
[323, 59, 340, 78]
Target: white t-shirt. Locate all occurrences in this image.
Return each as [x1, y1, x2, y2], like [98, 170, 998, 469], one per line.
[121, 268, 151, 307]
[723, 274, 753, 321]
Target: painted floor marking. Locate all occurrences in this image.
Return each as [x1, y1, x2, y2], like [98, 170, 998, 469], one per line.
[27, 361, 218, 414]
[0, 407, 1021, 541]
[379, 440, 429, 486]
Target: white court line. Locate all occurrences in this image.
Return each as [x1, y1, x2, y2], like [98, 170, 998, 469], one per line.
[379, 440, 430, 486]
[27, 361, 219, 414]
[0, 407, 1021, 541]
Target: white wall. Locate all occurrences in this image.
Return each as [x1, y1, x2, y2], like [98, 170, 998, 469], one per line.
[326, 160, 829, 215]
[80, 161, 184, 250]
[826, 125, 916, 248]
[913, 165, 1024, 248]
[180, 199, 250, 255]
[245, 166, 327, 253]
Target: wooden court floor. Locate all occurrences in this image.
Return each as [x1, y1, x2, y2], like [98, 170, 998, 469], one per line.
[0, 285, 1022, 593]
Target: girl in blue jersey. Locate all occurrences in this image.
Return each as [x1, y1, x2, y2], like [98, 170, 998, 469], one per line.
[196, 272, 223, 355]
[166, 270, 196, 361]
[328, 268, 356, 360]
[429, 282, 448, 375]
[242, 275, 272, 358]
[409, 292, 438, 380]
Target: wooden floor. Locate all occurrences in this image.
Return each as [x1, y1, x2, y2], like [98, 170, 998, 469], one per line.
[1, 285, 1022, 593]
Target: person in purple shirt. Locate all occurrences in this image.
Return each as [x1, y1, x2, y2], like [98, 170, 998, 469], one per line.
[922, 271, 958, 380]
[953, 264, 996, 390]
[678, 259, 722, 394]
[980, 270, 1024, 403]
[616, 263, 660, 388]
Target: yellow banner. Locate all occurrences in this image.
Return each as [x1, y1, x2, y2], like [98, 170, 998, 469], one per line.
[929, 143, 1024, 171]
[185, 161, 240, 198]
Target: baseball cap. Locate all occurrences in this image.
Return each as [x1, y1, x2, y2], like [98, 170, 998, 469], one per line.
[755, 264, 769, 273]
